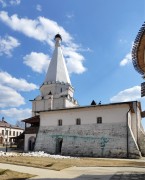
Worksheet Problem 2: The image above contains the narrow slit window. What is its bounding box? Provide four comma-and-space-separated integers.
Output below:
97, 117, 102, 124
58, 119, 62, 126
76, 118, 81, 125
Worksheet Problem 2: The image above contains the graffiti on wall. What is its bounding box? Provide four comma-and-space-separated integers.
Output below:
99, 136, 109, 156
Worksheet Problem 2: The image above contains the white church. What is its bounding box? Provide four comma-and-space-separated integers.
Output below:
22, 34, 145, 159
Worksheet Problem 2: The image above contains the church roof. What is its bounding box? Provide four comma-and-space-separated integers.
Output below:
36, 101, 140, 113
132, 22, 145, 75
44, 34, 71, 84
0, 118, 23, 130
22, 115, 40, 124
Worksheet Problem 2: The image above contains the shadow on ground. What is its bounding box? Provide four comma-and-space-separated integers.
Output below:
7, 172, 145, 180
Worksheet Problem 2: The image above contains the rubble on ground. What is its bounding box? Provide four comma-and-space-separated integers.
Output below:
0, 151, 77, 159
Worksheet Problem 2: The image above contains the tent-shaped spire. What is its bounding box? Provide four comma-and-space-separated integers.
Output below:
44, 34, 71, 84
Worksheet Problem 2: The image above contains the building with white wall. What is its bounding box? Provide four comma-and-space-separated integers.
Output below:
23, 34, 145, 158
0, 117, 24, 145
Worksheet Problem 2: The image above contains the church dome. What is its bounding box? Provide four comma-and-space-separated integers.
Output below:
54, 34, 62, 41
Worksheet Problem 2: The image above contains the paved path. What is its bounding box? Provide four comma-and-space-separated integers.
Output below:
0, 163, 145, 180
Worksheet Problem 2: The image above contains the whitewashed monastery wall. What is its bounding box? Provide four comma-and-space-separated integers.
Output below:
34, 103, 142, 158
35, 122, 140, 158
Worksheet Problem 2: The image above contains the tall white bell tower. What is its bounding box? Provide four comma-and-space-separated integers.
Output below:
32, 34, 78, 116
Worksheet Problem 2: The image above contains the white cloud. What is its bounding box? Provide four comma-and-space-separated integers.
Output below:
0, 85, 25, 108
36, 4, 42, 11
0, 11, 87, 74
0, 0, 7, 7
66, 13, 74, 19
0, 11, 71, 45
119, 39, 128, 44
0, 35, 20, 56
0, 71, 38, 91
64, 48, 86, 74
79, 47, 93, 52
0, 108, 31, 121
39, 16, 72, 44
23, 52, 50, 73
67, 57, 86, 74
10, 0, 21, 6
120, 52, 132, 66
0, 71, 38, 109
0, 0, 21, 7
110, 86, 141, 103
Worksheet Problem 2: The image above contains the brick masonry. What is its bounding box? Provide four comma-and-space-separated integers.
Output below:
35, 122, 141, 158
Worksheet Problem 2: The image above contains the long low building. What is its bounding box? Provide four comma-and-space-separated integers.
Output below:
23, 101, 145, 158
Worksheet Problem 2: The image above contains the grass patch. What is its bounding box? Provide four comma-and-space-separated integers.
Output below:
0, 169, 7, 175
0, 168, 35, 180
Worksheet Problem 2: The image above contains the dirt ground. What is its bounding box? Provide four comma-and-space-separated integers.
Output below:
0, 168, 34, 180
0, 156, 145, 171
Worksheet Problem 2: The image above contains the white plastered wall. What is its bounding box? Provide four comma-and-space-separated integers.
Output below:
40, 104, 130, 127
0, 127, 23, 143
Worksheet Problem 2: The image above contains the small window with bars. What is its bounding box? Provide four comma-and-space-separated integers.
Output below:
58, 119, 62, 126
97, 117, 102, 124
76, 118, 81, 125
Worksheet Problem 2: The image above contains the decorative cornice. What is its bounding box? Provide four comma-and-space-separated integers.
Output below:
132, 22, 145, 75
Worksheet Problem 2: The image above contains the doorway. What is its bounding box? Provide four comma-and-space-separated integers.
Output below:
56, 138, 63, 154
28, 136, 35, 151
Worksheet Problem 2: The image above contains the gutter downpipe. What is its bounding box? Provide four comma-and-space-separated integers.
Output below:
136, 102, 139, 148
126, 108, 131, 158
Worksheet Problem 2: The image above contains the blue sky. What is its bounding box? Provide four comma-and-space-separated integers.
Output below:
0, 0, 145, 128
